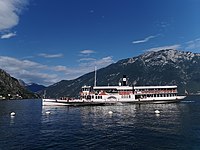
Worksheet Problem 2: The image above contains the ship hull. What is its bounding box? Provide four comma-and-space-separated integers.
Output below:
42, 96, 186, 106
42, 99, 105, 106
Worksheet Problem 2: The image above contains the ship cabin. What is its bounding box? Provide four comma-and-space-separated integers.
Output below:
80, 85, 92, 99
134, 85, 178, 99
81, 85, 134, 100
93, 86, 134, 99
93, 86, 133, 94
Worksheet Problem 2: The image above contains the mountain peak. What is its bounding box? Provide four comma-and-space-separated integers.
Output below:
136, 49, 196, 66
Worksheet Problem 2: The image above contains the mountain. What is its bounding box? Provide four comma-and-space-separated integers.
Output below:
18, 79, 28, 87
26, 83, 46, 93
44, 49, 200, 98
0, 69, 38, 99
18, 79, 46, 93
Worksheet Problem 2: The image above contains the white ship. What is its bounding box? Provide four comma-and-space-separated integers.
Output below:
43, 75, 186, 106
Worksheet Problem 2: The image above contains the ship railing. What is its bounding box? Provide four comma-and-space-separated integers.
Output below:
119, 91, 133, 95
134, 90, 177, 94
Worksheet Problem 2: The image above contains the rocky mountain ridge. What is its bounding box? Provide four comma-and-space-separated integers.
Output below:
0, 69, 38, 99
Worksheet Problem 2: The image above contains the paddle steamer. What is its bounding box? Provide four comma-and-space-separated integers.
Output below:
43, 75, 186, 106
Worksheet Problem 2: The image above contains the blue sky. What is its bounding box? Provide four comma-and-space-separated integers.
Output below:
0, 0, 200, 85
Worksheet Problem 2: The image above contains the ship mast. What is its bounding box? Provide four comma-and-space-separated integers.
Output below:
94, 66, 97, 87
43, 90, 46, 98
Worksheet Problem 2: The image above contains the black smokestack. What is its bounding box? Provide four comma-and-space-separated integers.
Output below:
122, 75, 127, 86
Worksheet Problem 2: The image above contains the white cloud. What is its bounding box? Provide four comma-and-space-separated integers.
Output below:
147, 44, 181, 52
80, 50, 95, 54
0, 0, 28, 31
51, 65, 86, 79
0, 56, 55, 85
80, 49, 96, 56
132, 35, 158, 44
156, 21, 170, 28
160, 22, 170, 28
1, 32, 16, 39
51, 56, 114, 82
94, 56, 114, 67
78, 58, 96, 62
0, 56, 46, 70
185, 38, 200, 51
38, 53, 64, 58
53, 65, 69, 72
0, 55, 114, 85
79, 56, 114, 68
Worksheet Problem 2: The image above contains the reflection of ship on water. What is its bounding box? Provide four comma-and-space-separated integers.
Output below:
79, 104, 138, 127
190, 91, 200, 95
81, 104, 137, 117
79, 103, 185, 134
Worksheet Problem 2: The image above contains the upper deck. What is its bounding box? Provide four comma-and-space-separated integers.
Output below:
134, 85, 177, 95
134, 85, 177, 90
93, 86, 133, 91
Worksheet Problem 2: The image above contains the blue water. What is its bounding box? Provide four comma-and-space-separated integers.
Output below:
0, 96, 200, 150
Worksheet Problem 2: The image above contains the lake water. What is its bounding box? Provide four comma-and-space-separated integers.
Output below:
0, 96, 200, 150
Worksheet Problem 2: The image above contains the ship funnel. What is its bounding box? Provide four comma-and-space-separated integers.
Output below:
122, 75, 127, 86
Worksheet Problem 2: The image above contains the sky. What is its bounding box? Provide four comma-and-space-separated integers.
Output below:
0, 0, 200, 86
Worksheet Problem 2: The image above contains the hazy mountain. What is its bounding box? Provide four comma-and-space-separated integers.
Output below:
43, 49, 200, 98
26, 83, 46, 93
18, 79, 46, 93
0, 69, 38, 99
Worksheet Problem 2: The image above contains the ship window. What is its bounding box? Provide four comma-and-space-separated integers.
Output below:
95, 96, 102, 99
121, 95, 130, 98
